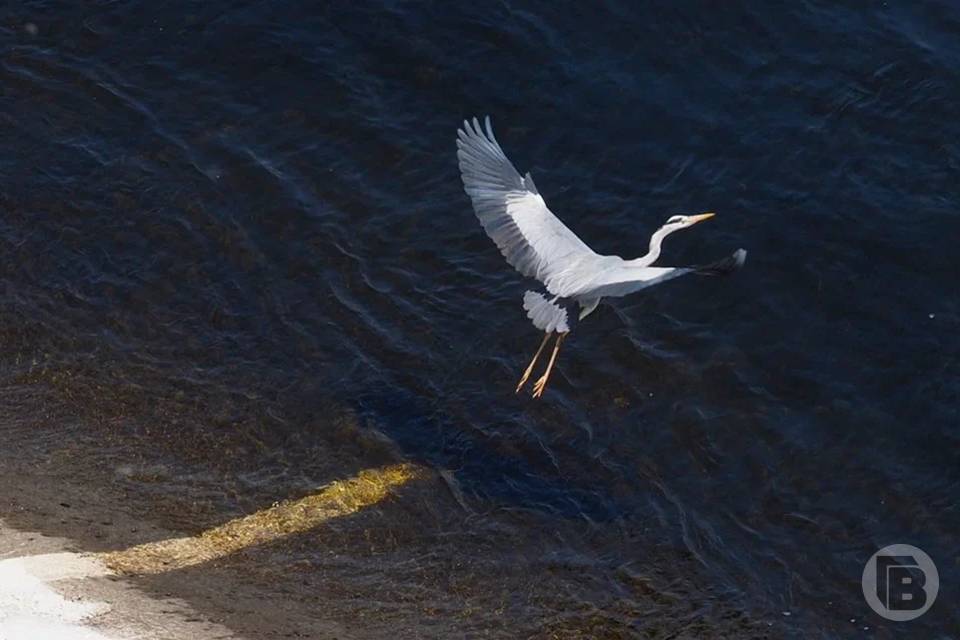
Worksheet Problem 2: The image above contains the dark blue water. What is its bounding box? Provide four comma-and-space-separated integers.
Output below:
1, 2, 958, 637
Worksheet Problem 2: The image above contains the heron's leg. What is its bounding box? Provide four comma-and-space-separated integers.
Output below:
531, 333, 567, 399
515, 332, 553, 394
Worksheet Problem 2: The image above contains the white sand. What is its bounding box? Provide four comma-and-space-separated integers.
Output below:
0, 522, 239, 639
0, 553, 115, 639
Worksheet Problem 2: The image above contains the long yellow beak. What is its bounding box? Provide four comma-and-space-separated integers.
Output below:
687, 212, 716, 225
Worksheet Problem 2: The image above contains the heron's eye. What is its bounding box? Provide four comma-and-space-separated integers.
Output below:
667, 215, 684, 224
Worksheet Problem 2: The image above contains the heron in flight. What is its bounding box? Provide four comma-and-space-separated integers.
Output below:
456, 117, 746, 398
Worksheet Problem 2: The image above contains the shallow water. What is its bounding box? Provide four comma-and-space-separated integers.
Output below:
0, 2, 958, 637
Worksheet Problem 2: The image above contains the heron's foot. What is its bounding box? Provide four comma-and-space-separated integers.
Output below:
531, 374, 550, 399
516, 332, 552, 394
530, 332, 566, 399
515, 370, 533, 394
515, 361, 540, 393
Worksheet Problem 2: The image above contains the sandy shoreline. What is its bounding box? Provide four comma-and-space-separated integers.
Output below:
0, 454, 420, 639
0, 519, 238, 639
0, 429, 411, 639
0, 411, 374, 640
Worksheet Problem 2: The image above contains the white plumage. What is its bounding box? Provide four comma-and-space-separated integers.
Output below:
456, 116, 746, 398
456, 118, 594, 293
522, 291, 571, 334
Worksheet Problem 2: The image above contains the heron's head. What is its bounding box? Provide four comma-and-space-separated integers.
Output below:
661, 212, 715, 233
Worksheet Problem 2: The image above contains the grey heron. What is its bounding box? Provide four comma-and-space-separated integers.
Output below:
456, 117, 746, 398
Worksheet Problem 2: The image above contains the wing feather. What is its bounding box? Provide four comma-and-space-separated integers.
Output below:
457, 117, 597, 292
564, 249, 747, 299
569, 265, 692, 299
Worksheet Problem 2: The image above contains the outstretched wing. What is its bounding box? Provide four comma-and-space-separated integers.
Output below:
457, 117, 598, 293
569, 265, 691, 299
565, 249, 747, 299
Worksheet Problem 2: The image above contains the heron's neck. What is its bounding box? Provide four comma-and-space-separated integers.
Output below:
628, 226, 671, 267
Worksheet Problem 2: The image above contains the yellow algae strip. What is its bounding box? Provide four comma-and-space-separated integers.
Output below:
102, 463, 424, 575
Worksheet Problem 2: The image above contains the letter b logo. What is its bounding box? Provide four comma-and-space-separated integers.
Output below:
863, 544, 938, 621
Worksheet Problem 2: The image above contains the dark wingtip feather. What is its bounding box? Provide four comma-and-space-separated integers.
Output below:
695, 248, 747, 276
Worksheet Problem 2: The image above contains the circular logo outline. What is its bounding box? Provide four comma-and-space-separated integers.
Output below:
862, 543, 938, 621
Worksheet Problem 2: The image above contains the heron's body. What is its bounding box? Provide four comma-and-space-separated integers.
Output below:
456, 117, 746, 398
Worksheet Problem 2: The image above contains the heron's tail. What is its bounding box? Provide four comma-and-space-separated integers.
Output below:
694, 248, 747, 276
523, 291, 575, 333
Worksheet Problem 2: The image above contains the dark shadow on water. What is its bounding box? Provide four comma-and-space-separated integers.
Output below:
353, 387, 625, 522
